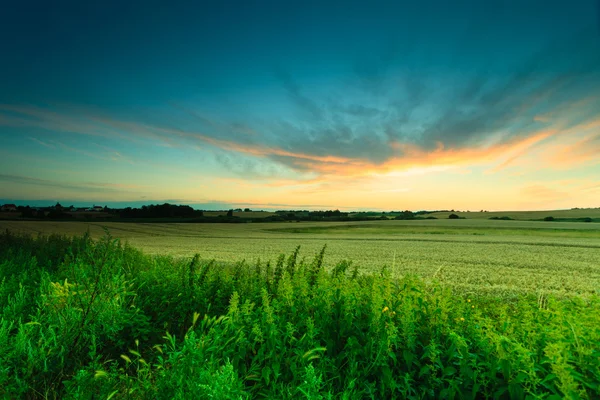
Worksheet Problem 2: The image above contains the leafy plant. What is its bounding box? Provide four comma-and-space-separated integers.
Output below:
0, 232, 599, 398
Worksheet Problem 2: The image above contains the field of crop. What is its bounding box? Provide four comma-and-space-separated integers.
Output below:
427, 208, 600, 220
1, 219, 599, 298
1, 225, 599, 398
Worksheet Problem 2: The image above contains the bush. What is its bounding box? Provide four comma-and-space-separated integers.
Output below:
448, 213, 460, 219
544, 216, 555, 221
0, 232, 599, 399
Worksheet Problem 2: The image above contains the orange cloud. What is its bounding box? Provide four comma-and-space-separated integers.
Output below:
547, 132, 600, 167
163, 125, 564, 179
2, 103, 597, 181
532, 95, 599, 125
521, 184, 569, 200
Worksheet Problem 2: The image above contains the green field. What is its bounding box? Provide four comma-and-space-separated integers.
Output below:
1, 218, 599, 297
426, 208, 600, 220
1, 217, 600, 398
0, 220, 600, 400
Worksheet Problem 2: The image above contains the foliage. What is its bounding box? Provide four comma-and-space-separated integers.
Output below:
120, 203, 202, 219
394, 210, 416, 220
1, 231, 599, 398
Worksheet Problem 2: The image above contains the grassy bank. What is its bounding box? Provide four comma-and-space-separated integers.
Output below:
1, 231, 599, 398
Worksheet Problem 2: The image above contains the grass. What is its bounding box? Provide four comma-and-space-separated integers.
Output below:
1, 230, 599, 398
1, 219, 599, 297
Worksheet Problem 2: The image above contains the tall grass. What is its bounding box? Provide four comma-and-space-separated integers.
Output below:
0, 230, 599, 399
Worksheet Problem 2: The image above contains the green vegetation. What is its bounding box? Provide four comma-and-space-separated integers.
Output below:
6, 204, 600, 224
1, 230, 599, 399
428, 209, 600, 221
1, 220, 599, 298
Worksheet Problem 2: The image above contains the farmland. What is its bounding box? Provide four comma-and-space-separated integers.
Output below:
1, 217, 599, 398
1, 218, 599, 297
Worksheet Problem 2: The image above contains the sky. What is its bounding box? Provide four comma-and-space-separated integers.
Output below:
1, 0, 599, 211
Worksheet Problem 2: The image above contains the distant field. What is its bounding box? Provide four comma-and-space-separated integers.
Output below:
427, 208, 600, 220
2, 219, 599, 298
202, 210, 276, 218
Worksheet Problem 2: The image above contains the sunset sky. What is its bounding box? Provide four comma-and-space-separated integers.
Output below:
1, 1, 599, 211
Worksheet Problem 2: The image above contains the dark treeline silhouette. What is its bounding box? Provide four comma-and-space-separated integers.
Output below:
119, 203, 203, 219
272, 209, 361, 222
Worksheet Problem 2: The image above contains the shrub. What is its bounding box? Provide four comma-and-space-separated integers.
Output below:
0, 232, 599, 398
448, 213, 460, 219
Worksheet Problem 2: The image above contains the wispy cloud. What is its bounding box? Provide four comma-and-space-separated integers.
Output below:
520, 184, 570, 200
82, 182, 149, 190
1, 28, 598, 184
28, 136, 55, 149
0, 174, 147, 194
548, 132, 600, 168
3, 100, 595, 181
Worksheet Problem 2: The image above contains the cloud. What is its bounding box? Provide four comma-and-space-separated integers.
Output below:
273, 67, 324, 120
547, 131, 600, 168
82, 182, 149, 190
0, 174, 146, 194
28, 136, 55, 149
274, 27, 599, 159
1, 27, 598, 181
0, 102, 587, 181
581, 183, 600, 192
336, 104, 382, 117
212, 150, 285, 180
520, 184, 569, 200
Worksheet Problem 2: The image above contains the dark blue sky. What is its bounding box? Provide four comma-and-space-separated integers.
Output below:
1, 0, 599, 210
2, 1, 597, 106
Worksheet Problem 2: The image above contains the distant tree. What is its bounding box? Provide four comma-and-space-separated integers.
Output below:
226, 209, 233, 217
395, 210, 415, 220
544, 216, 555, 221
448, 213, 460, 219
21, 206, 34, 218
244, 208, 251, 212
